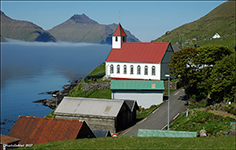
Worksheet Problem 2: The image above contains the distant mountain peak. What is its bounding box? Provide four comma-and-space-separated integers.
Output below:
67, 13, 99, 25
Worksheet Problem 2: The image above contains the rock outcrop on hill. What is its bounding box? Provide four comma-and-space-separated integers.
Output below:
48, 14, 140, 44
0, 11, 57, 42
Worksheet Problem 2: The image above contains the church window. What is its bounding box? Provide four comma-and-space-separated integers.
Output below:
110, 65, 114, 74
117, 65, 120, 74
145, 65, 148, 75
124, 65, 127, 74
115, 36, 118, 42
152, 66, 156, 75
137, 65, 141, 75
130, 65, 134, 74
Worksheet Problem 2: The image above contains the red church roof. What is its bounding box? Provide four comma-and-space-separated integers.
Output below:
106, 42, 170, 63
113, 23, 127, 37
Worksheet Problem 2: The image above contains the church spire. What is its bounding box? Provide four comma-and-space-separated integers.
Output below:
119, 11, 120, 24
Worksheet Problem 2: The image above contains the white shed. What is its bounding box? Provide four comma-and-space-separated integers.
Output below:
212, 33, 220, 39
111, 80, 164, 108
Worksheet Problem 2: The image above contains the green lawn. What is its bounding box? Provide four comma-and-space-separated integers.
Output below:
20, 136, 235, 150
166, 109, 235, 136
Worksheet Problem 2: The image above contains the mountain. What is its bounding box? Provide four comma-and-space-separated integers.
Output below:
48, 14, 140, 44
0, 11, 56, 42
152, 1, 235, 50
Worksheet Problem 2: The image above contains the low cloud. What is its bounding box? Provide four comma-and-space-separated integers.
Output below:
3, 38, 103, 47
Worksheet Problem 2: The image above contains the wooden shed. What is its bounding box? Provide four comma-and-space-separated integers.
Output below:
54, 97, 139, 133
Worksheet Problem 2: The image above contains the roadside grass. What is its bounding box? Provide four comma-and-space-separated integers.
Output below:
188, 102, 206, 109
20, 136, 235, 150
166, 109, 235, 136
137, 104, 162, 120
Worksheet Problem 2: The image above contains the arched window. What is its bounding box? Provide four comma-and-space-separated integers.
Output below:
130, 65, 134, 74
144, 65, 148, 75
115, 36, 118, 42
117, 65, 120, 74
123, 65, 127, 74
137, 65, 141, 75
110, 64, 114, 74
152, 66, 155, 75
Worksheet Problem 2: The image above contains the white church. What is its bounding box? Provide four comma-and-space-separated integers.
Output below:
105, 23, 174, 81
105, 23, 174, 108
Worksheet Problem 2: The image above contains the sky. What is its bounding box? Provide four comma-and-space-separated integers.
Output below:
1, 1, 226, 42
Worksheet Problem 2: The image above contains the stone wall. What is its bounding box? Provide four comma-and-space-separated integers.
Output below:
82, 82, 111, 91
55, 114, 116, 134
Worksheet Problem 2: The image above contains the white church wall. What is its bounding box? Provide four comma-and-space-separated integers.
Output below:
106, 62, 161, 80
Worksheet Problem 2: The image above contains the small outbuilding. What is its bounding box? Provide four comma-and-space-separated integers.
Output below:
212, 33, 220, 39
54, 97, 139, 133
7, 116, 95, 145
111, 80, 165, 108
1, 134, 21, 150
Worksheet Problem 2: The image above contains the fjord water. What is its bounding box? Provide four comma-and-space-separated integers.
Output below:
1, 40, 111, 135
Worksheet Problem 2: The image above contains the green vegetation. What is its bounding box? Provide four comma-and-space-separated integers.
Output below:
137, 105, 159, 120
45, 109, 55, 118
20, 136, 235, 150
188, 103, 206, 110
87, 63, 105, 77
169, 45, 235, 102
68, 79, 86, 97
153, 1, 235, 50
86, 90, 111, 99
166, 109, 235, 136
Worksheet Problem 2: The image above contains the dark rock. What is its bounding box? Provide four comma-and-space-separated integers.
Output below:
35, 80, 81, 109
33, 99, 47, 103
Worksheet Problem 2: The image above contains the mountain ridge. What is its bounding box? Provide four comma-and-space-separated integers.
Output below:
47, 14, 140, 44
0, 10, 57, 42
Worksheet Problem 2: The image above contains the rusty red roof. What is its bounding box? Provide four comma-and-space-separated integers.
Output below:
7, 116, 94, 145
0, 134, 20, 144
106, 42, 170, 63
113, 23, 127, 37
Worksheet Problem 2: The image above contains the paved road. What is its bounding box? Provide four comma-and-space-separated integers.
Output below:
120, 88, 187, 136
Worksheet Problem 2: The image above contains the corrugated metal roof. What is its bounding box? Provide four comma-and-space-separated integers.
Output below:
113, 23, 127, 36
106, 42, 170, 63
110, 80, 164, 90
7, 116, 88, 145
54, 97, 129, 117
0, 134, 20, 144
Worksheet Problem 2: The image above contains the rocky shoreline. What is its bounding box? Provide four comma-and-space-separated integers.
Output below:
33, 80, 81, 109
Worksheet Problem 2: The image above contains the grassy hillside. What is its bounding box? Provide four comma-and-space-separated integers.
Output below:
153, 1, 235, 50
20, 136, 235, 150
166, 109, 235, 136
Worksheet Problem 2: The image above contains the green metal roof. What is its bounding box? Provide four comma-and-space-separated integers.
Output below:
111, 80, 164, 90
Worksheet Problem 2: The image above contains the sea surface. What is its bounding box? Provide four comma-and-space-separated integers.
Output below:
1, 39, 111, 135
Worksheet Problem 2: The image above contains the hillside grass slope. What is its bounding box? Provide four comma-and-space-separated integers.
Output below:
20, 136, 235, 150
153, 1, 235, 50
